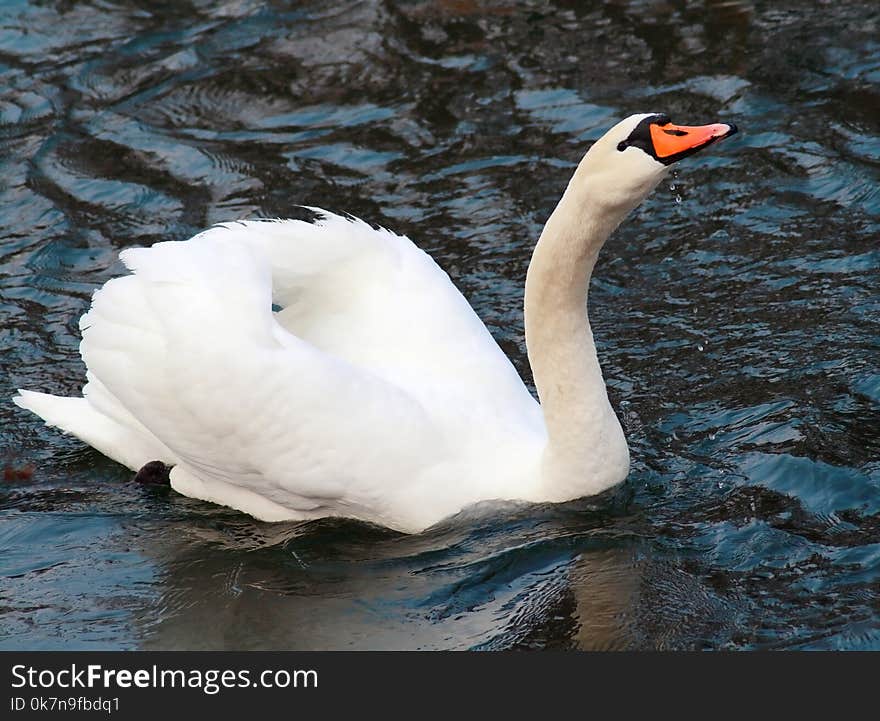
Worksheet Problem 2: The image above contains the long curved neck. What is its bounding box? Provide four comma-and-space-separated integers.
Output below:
523, 181, 631, 500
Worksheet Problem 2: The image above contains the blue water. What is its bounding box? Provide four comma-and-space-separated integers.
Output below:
1, 0, 878, 650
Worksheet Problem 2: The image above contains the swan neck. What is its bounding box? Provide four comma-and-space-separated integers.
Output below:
524, 184, 630, 499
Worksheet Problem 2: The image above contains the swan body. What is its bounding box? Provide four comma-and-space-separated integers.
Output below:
14, 113, 736, 533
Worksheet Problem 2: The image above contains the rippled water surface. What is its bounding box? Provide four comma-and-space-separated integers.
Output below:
1, 0, 879, 650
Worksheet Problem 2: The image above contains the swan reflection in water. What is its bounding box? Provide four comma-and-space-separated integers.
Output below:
129, 492, 729, 650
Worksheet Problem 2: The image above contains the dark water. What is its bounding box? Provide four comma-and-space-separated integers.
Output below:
1, 0, 878, 650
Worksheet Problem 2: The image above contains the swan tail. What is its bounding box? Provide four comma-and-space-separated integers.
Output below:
13, 390, 173, 471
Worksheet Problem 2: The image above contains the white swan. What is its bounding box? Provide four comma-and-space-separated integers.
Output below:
14, 113, 736, 533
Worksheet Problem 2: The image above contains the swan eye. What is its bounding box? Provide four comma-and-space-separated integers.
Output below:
617, 141, 628, 152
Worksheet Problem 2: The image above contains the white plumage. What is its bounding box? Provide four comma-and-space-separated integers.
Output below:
17, 212, 546, 532
15, 113, 736, 532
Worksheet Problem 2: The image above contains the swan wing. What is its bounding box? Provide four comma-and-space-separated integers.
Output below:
75, 232, 453, 527
71, 219, 541, 530
222, 210, 540, 432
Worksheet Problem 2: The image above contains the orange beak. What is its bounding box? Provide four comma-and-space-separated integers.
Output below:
650, 121, 737, 161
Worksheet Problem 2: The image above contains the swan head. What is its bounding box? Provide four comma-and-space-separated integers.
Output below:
574, 112, 737, 213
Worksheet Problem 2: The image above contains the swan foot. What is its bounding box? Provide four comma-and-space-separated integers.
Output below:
134, 460, 172, 486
